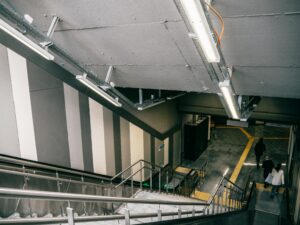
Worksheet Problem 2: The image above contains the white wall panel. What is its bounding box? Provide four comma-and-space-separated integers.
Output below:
89, 98, 107, 174
129, 123, 144, 180
7, 49, 37, 161
164, 138, 169, 166
64, 83, 84, 170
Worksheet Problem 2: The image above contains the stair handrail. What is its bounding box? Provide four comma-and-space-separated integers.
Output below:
114, 165, 154, 190
203, 174, 248, 214
0, 166, 107, 188
0, 187, 209, 206
110, 159, 162, 182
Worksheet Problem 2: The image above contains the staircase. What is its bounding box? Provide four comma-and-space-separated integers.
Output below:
2, 154, 290, 225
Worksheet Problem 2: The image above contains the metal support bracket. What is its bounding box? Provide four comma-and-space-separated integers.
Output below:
105, 65, 114, 83
47, 16, 60, 38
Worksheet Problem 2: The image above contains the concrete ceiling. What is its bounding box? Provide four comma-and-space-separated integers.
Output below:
3, 0, 300, 99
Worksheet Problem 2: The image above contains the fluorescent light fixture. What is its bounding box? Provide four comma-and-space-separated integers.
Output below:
179, 0, 220, 62
76, 74, 122, 107
0, 18, 54, 60
137, 99, 166, 111
219, 80, 240, 120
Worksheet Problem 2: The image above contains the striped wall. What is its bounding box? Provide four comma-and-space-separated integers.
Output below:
0, 45, 182, 177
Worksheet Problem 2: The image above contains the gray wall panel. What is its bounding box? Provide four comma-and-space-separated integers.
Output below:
120, 118, 130, 170
113, 113, 122, 174
144, 131, 151, 177
173, 130, 181, 167
0, 45, 20, 157
155, 138, 164, 167
103, 107, 116, 176
28, 61, 70, 167
79, 93, 94, 172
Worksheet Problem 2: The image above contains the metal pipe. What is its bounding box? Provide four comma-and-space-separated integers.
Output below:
0, 155, 109, 181
0, 188, 208, 206
0, 167, 105, 188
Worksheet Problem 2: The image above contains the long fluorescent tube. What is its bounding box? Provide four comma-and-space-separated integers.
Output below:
219, 80, 240, 119
179, 0, 220, 62
76, 74, 122, 107
137, 99, 166, 111
0, 18, 54, 60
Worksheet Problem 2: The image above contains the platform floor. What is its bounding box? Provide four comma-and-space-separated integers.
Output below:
181, 124, 289, 200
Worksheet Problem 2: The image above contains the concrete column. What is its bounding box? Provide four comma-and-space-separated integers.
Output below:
64, 84, 84, 170
7, 49, 37, 161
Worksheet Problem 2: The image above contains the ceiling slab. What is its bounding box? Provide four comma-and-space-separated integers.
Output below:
7, 0, 181, 31
232, 66, 300, 98
86, 65, 214, 92
221, 14, 300, 67
214, 0, 300, 17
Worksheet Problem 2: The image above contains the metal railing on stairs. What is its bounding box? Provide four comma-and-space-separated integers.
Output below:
111, 159, 163, 193
0, 187, 208, 225
0, 174, 255, 225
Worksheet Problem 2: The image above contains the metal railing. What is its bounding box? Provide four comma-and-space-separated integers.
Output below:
203, 175, 245, 214
0, 154, 110, 182
0, 187, 208, 225
111, 159, 163, 193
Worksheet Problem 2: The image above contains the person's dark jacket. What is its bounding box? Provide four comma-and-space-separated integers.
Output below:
254, 141, 265, 156
262, 159, 274, 179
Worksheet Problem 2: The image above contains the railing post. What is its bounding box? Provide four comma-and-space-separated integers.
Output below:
56, 171, 64, 216
158, 168, 161, 193
124, 208, 130, 225
178, 206, 182, 218
166, 171, 169, 193
224, 187, 228, 212
212, 196, 215, 214
67, 207, 74, 225
81, 176, 87, 215
157, 208, 162, 221
150, 169, 153, 191
131, 179, 134, 196
192, 206, 195, 217
140, 162, 143, 190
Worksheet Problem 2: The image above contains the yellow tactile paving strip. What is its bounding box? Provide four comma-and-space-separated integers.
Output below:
175, 166, 192, 174
192, 190, 211, 201
230, 128, 254, 183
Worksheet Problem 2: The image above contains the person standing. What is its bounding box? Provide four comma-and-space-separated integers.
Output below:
262, 156, 274, 188
254, 138, 266, 169
270, 163, 285, 199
